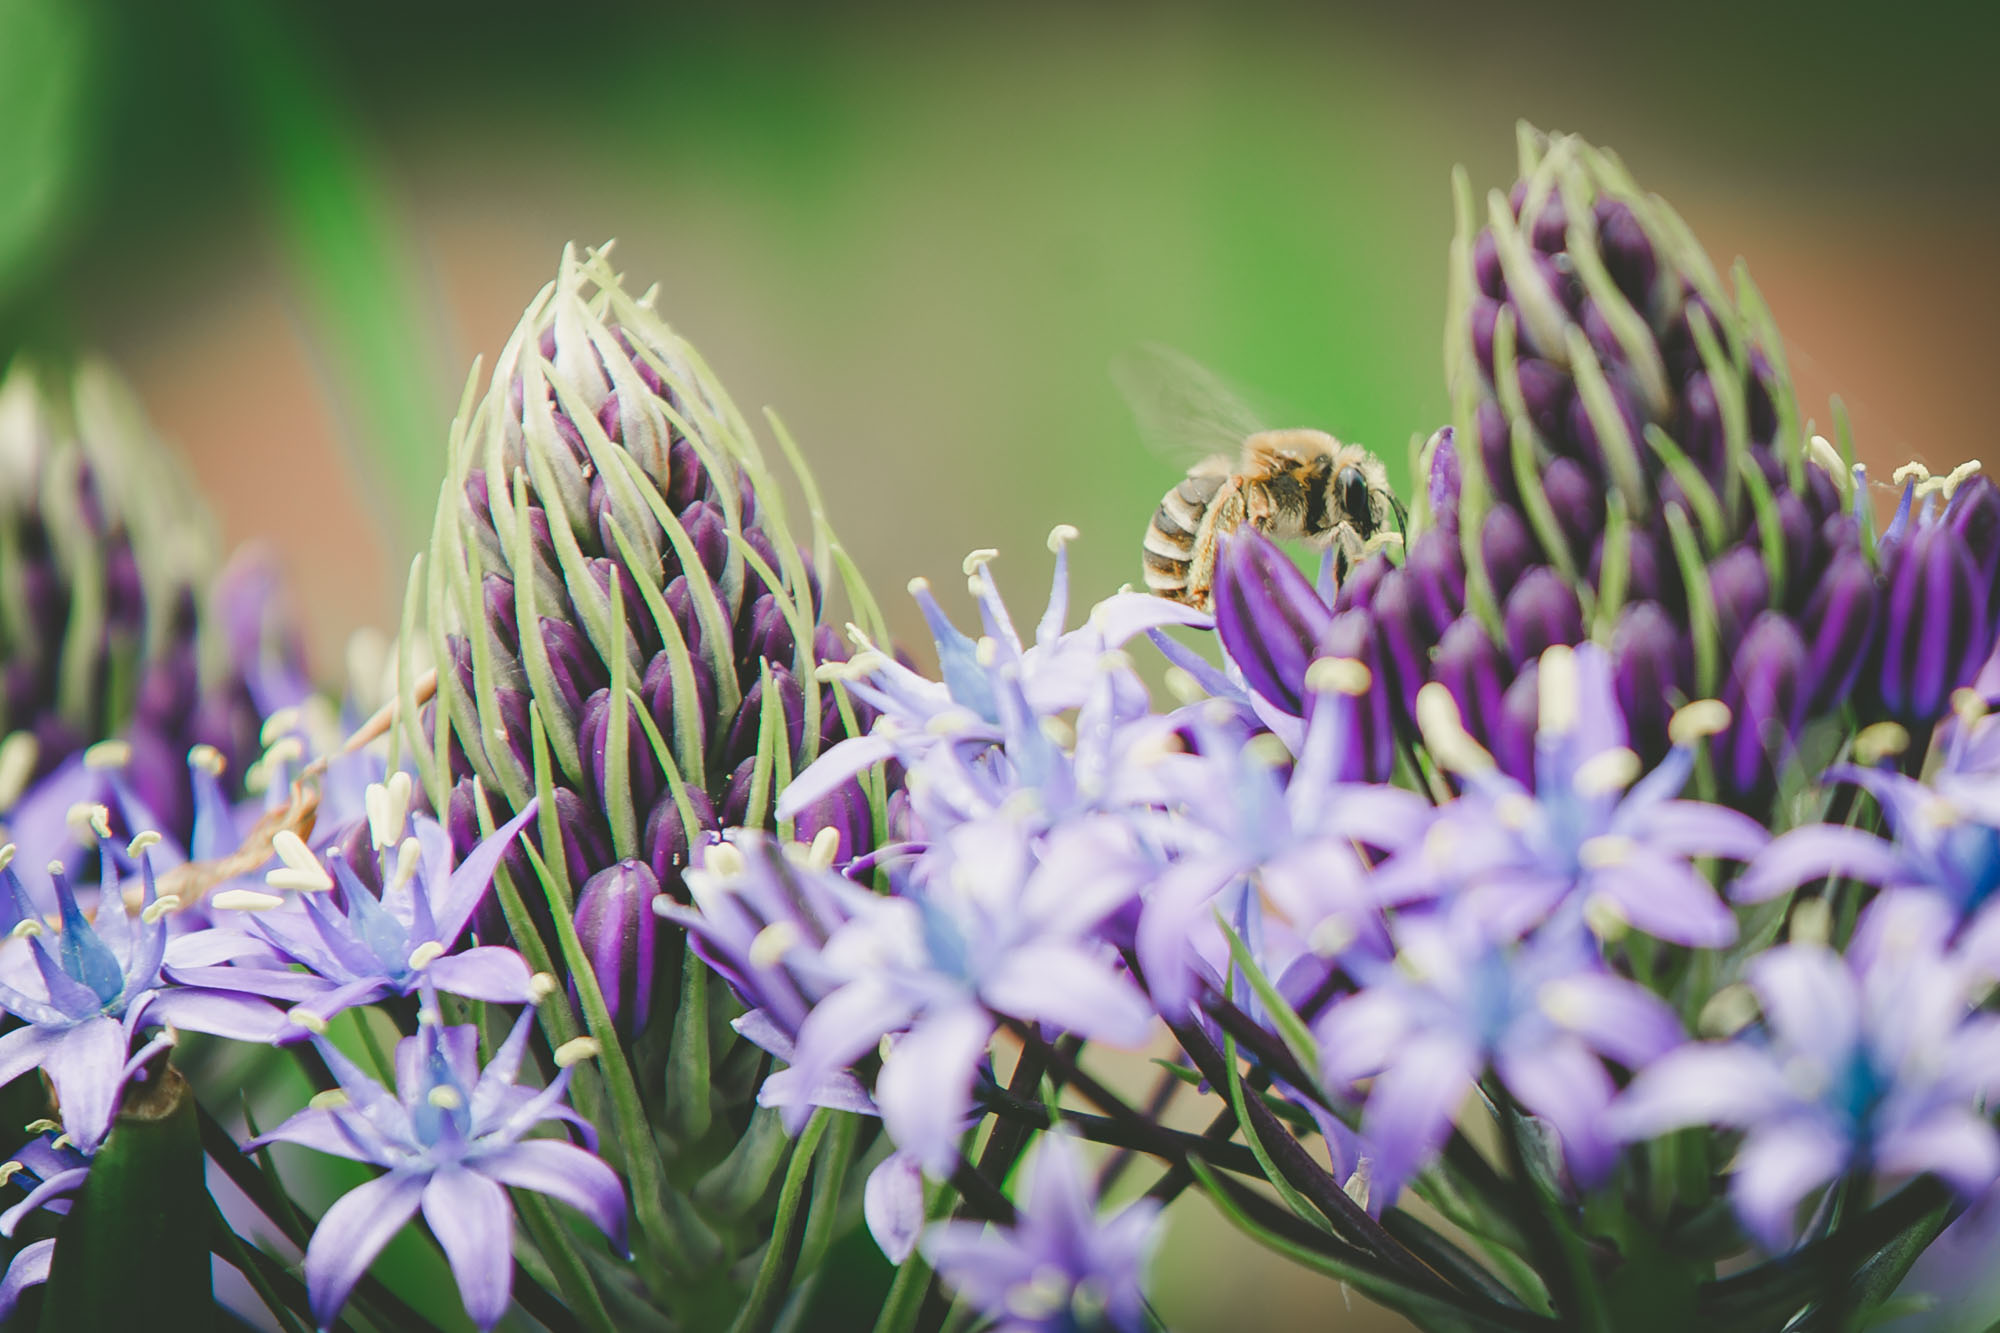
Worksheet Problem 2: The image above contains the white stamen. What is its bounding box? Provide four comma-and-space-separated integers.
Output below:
1046, 524, 1078, 552
1243, 733, 1293, 769
21, 1120, 59, 1136
10, 920, 41, 939
407, 941, 446, 971
1308, 916, 1356, 958
528, 972, 558, 1002
1039, 715, 1076, 749
1414, 683, 1496, 776
1537, 645, 1578, 736
1578, 834, 1637, 870
806, 826, 840, 872
65, 803, 109, 845
0, 1162, 21, 1185
140, 899, 176, 924
961, 548, 999, 576
266, 869, 333, 894
705, 843, 744, 877
1790, 899, 1832, 947
905, 576, 930, 598
1892, 461, 1932, 486
1668, 699, 1731, 747
1582, 892, 1629, 942
211, 890, 286, 913
427, 1086, 463, 1110
0, 733, 37, 811
308, 1090, 351, 1111
366, 772, 414, 849
83, 739, 131, 770
269, 830, 332, 892
1161, 666, 1204, 705
554, 1036, 601, 1068
260, 708, 302, 746
749, 921, 801, 970
1699, 983, 1759, 1038
1806, 434, 1844, 478
287, 1009, 328, 1035
1572, 747, 1641, 797
187, 744, 226, 777
1305, 656, 1372, 697
127, 830, 162, 857
0, 844, 15, 874
974, 637, 998, 667
1953, 688, 1987, 726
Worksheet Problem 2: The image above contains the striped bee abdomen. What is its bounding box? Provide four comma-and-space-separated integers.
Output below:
1143, 472, 1222, 595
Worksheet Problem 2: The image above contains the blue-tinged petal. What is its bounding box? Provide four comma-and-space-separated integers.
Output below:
25, 932, 103, 1018
1134, 852, 1247, 1017
979, 943, 1154, 1047
910, 581, 998, 722
1628, 800, 1770, 861
1496, 1037, 1617, 1185
186, 759, 241, 864
470, 1009, 538, 1127
864, 1151, 926, 1264
875, 1003, 991, 1178
784, 979, 919, 1133
1359, 1032, 1479, 1204
420, 947, 534, 1005
1735, 826, 1911, 903
923, 1223, 1035, 1311
1317, 988, 1414, 1086
297, 889, 388, 981
1611, 1046, 1793, 1138
1537, 972, 1683, 1069
142, 988, 288, 1042
303, 1169, 429, 1331
48, 869, 122, 1005
1145, 628, 1239, 701
775, 736, 899, 823
0, 1239, 52, 1323
244, 1107, 392, 1166
288, 977, 393, 1029
1749, 947, 1860, 1068
1731, 1121, 1848, 1252
422, 1168, 513, 1330
1593, 859, 1738, 948
158, 963, 324, 1003
0, 1167, 88, 1237
474, 1139, 628, 1253
1877, 1105, 2000, 1197
40, 1016, 130, 1153
327, 852, 407, 973
431, 800, 540, 946
1086, 591, 1212, 646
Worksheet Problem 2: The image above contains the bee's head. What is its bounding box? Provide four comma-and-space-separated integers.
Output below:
1334, 462, 1377, 536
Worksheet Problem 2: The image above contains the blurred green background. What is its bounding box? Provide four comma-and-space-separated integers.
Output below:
2, 1, 1997, 1327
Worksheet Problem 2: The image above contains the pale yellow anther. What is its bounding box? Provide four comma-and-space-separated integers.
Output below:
961, 548, 1000, 577
21, 1120, 58, 1137
1918, 796, 1963, 829
1807, 434, 1845, 478
287, 1009, 328, 1035
261, 737, 304, 770
1941, 459, 1984, 496
1244, 733, 1293, 769
187, 744, 226, 777
65, 803, 109, 845
260, 708, 302, 747
10, 920, 41, 939
1098, 648, 1134, 675
0, 1162, 22, 1185
49, 1134, 73, 1153
1536, 978, 1592, 1029
266, 869, 333, 894
1415, 683, 1497, 776
1579, 834, 1638, 870
0, 844, 15, 874
1573, 747, 1641, 797
366, 772, 414, 849
926, 710, 974, 737
1494, 793, 1538, 831
392, 838, 421, 892
749, 920, 802, 970
705, 842, 745, 878
1538, 645, 1579, 736
270, 830, 333, 897
1308, 916, 1356, 958
140, 899, 176, 924
529, 972, 558, 1002
1668, 699, 1731, 747
1954, 688, 1988, 726
0, 733, 36, 812
1039, 715, 1076, 749
1046, 524, 1079, 552
554, 1036, 601, 1068
1306, 656, 1373, 697
211, 889, 286, 913
806, 826, 840, 873
407, 941, 446, 971
1699, 983, 1761, 1038
1343, 1160, 1372, 1212
974, 637, 999, 667
308, 1089, 351, 1111
427, 1086, 464, 1111
1790, 898, 1832, 948
1853, 721, 1910, 765
1583, 892, 1630, 943
83, 739, 132, 770
127, 830, 162, 857
1162, 666, 1204, 706
1893, 461, 1933, 486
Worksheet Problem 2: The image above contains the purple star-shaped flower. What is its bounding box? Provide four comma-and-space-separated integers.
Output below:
1318, 907, 1683, 1203
0, 841, 287, 1153
1612, 892, 2000, 1249
1380, 644, 1765, 947
165, 794, 539, 1025
248, 1003, 626, 1331
923, 1134, 1160, 1333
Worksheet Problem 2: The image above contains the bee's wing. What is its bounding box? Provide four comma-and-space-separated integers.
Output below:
1112, 343, 1268, 469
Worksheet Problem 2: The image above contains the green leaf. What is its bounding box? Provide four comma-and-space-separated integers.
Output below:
42, 1065, 214, 1330
727, 1110, 831, 1333
1214, 913, 1319, 1075
0, 0, 95, 320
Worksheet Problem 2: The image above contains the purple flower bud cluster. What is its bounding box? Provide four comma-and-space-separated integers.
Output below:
416, 247, 885, 1032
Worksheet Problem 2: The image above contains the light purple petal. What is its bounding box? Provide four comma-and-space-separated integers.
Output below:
1748, 947, 1859, 1068
1595, 859, 1738, 948
304, 1168, 428, 1331
41, 1017, 131, 1153
1611, 1045, 1794, 1139
475, 1139, 628, 1252
0, 1239, 53, 1322
1731, 1121, 1848, 1251
1629, 801, 1769, 861
160, 962, 328, 1002
421, 947, 535, 1004
980, 944, 1154, 1047
1735, 826, 1910, 903
1497, 1038, 1616, 1185
242, 1107, 388, 1166
864, 1151, 927, 1264
775, 735, 900, 822
876, 1004, 992, 1177
423, 1168, 514, 1330
1538, 973, 1684, 1069
0, 1167, 89, 1236
432, 801, 540, 946
0, 1026, 60, 1096
1877, 1106, 2000, 1198
1316, 989, 1413, 1086
784, 980, 915, 1132
1360, 1032, 1478, 1202
143, 988, 289, 1043
1134, 852, 1246, 1016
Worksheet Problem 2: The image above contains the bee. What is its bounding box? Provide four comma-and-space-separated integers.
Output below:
1119, 346, 1403, 611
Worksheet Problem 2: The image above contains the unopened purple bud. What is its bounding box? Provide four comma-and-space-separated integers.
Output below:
541, 618, 607, 718
1718, 613, 1809, 800
740, 527, 783, 605
1873, 525, 1992, 724
1516, 358, 1571, 442
1480, 504, 1537, 600
665, 437, 713, 512
580, 687, 663, 815
446, 778, 483, 861
1213, 529, 1331, 717
587, 557, 656, 658
641, 646, 718, 759
1471, 298, 1501, 380
789, 775, 873, 869
1948, 475, 2000, 601
1563, 378, 1642, 477
1681, 373, 1724, 475
1368, 572, 1428, 719
1502, 567, 1583, 667
1529, 194, 1568, 252
723, 666, 806, 775
644, 787, 718, 895
331, 817, 385, 897
1402, 529, 1465, 633
1425, 426, 1460, 524
573, 860, 662, 1036
1803, 550, 1880, 711
1540, 457, 1603, 556
483, 574, 519, 656
1707, 546, 1771, 652
662, 576, 706, 663
1432, 615, 1510, 744
1314, 609, 1395, 780
1493, 662, 1540, 786
551, 787, 614, 891
1331, 551, 1392, 617
1473, 229, 1504, 298
491, 686, 534, 777
1476, 400, 1518, 508
680, 501, 730, 585
1595, 199, 1656, 310
737, 593, 797, 676
1610, 601, 1688, 763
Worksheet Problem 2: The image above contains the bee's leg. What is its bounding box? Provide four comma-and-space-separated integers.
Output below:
1186, 478, 1248, 610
